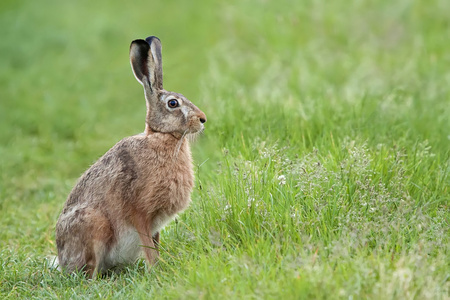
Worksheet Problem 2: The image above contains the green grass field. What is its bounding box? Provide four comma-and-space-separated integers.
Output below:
1, 0, 449, 298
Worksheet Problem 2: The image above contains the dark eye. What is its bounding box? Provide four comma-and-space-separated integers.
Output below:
168, 99, 179, 108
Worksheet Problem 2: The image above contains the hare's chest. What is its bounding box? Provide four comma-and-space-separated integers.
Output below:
160, 155, 193, 190
147, 169, 192, 235
140, 158, 194, 208
161, 165, 194, 206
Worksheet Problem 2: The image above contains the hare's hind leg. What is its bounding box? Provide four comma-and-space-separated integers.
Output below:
57, 207, 114, 278
84, 210, 115, 278
83, 239, 109, 279
57, 234, 106, 278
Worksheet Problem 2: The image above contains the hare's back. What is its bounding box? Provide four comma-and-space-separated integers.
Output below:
59, 136, 149, 213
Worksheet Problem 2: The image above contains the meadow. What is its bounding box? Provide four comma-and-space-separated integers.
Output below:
0, 0, 449, 299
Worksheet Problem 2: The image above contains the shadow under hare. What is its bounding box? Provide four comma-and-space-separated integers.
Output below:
55, 36, 206, 278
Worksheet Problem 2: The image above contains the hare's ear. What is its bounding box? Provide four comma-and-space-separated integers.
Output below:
130, 36, 163, 91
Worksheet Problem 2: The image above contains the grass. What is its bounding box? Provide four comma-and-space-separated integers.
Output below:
1, 0, 449, 298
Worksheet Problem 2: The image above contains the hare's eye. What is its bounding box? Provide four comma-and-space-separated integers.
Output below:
168, 99, 179, 108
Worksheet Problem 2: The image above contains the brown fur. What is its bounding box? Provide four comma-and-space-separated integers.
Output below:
55, 36, 206, 277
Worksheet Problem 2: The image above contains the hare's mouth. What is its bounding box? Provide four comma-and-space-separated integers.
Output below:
188, 123, 205, 134
186, 118, 205, 134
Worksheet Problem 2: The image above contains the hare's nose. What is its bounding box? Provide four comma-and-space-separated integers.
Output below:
198, 112, 207, 123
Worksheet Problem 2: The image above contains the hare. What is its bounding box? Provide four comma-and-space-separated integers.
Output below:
55, 36, 206, 278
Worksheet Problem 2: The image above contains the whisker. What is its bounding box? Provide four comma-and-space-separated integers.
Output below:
188, 132, 197, 143
174, 129, 189, 158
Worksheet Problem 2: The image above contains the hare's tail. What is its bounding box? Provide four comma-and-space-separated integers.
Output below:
45, 255, 61, 271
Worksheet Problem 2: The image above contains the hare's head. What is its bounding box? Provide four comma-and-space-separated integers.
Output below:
130, 36, 206, 138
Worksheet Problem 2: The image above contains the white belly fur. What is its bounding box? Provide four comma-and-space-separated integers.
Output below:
104, 213, 176, 269
105, 225, 141, 268
151, 212, 177, 235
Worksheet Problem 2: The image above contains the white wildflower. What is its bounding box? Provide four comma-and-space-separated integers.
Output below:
278, 175, 286, 185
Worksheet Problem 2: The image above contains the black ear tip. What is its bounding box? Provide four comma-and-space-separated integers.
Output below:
130, 39, 149, 50
145, 36, 161, 45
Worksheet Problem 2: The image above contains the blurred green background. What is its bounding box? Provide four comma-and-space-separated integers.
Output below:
1, 0, 448, 182
0, 0, 449, 298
